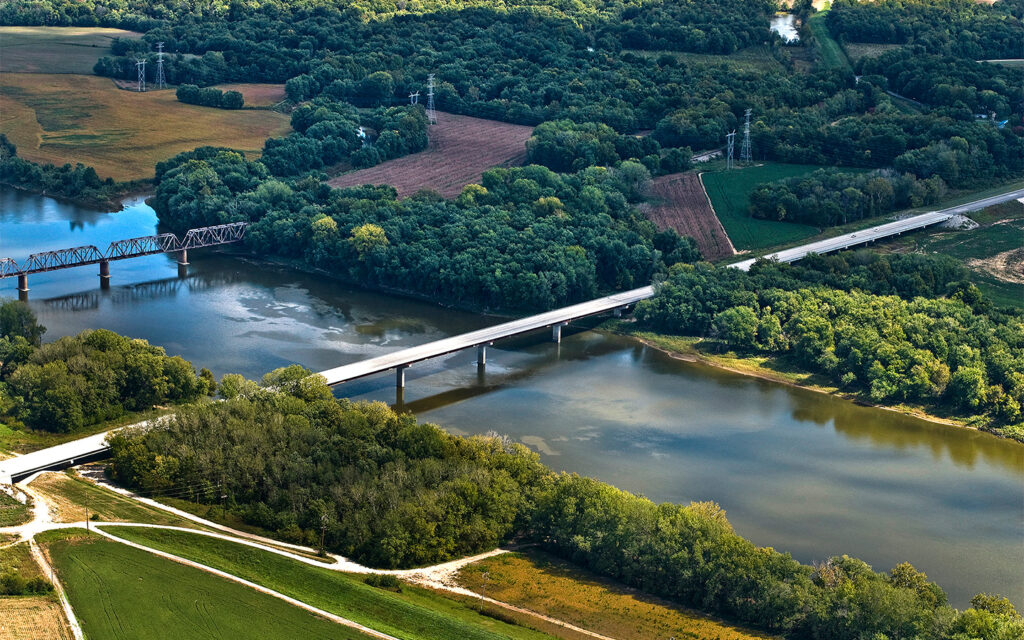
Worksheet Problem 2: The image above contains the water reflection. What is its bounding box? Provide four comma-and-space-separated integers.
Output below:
3, 187, 1022, 607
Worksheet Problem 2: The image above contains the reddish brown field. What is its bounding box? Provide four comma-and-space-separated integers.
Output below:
328, 112, 534, 198
646, 172, 736, 260
214, 83, 286, 107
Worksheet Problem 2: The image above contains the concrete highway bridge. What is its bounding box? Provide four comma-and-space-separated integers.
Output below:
2, 188, 1021, 483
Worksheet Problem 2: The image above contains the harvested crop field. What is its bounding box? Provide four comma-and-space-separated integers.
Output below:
214, 83, 287, 107
0, 26, 141, 75
0, 73, 291, 181
645, 172, 735, 260
328, 112, 533, 198
0, 596, 73, 640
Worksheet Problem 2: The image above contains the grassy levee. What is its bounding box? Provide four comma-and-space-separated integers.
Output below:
42, 530, 369, 640
29, 471, 198, 527
458, 550, 777, 640
105, 526, 557, 640
701, 163, 830, 251
807, 12, 852, 74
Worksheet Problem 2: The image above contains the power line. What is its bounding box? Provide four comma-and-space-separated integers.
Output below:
426, 74, 437, 125
135, 58, 146, 92
155, 42, 167, 90
740, 108, 752, 164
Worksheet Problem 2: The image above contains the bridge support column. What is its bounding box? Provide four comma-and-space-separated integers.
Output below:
99, 259, 111, 289
552, 322, 567, 343
396, 365, 408, 389
177, 249, 189, 278
17, 273, 28, 293
477, 342, 492, 367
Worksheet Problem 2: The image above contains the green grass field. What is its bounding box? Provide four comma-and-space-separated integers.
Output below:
44, 531, 368, 640
0, 26, 141, 75
874, 200, 1024, 307
842, 42, 903, 63
701, 164, 830, 251
105, 526, 556, 640
30, 471, 197, 527
807, 12, 852, 74
0, 73, 291, 181
0, 541, 44, 581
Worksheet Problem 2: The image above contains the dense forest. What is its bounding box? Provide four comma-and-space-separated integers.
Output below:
0, 300, 211, 433
635, 257, 1024, 437
827, 0, 1024, 59
153, 147, 698, 310
107, 381, 1024, 638
0, 135, 129, 208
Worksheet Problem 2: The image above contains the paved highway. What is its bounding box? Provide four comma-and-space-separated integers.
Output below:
731, 188, 1024, 271
318, 286, 654, 385
3, 187, 1020, 482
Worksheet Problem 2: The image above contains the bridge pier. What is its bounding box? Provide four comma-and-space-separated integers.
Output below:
552, 322, 568, 343
99, 259, 111, 289
477, 342, 492, 367
177, 249, 189, 278
396, 364, 408, 389
17, 273, 28, 293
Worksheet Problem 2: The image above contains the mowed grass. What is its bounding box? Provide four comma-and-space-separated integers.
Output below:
701, 163, 830, 251
808, 12, 852, 74
842, 41, 903, 63
0, 73, 291, 181
457, 551, 776, 640
105, 526, 556, 640
43, 531, 368, 640
0, 26, 141, 75
29, 471, 196, 527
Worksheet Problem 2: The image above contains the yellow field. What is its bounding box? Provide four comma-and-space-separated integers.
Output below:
0, 26, 141, 75
214, 83, 287, 107
0, 73, 292, 181
0, 596, 72, 640
457, 551, 777, 640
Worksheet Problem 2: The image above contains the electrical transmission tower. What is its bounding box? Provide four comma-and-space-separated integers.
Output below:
155, 42, 167, 90
135, 58, 147, 92
426, 74, 437, 125
740, 108, 752, 164
726, 131, 736, 170
409, 91, 420, 105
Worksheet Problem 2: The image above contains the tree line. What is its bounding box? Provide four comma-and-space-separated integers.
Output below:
635, 259, 1024, 436
107, 377, 1024, 639
153, 147, 699, 311
0, 135, 129, 209
0, 301, 212, 433
176, 84, 244, 109
748, 168, 946, 226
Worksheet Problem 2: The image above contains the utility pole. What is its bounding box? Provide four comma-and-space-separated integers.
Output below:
320, 513, 328, 556
155, 42, 167, 90
426, 74, 437, 125
726, 131, 736, 170
135, 58, 147, 92
740, 108, 752, 164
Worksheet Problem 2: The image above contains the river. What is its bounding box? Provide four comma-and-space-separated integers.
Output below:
2, 188, 1021, 608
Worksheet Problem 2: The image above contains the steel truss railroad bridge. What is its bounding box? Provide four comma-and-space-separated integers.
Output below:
1, 222, 247, 294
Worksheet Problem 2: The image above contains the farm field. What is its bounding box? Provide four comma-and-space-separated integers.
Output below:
0, 26, 140, 75
328, 112, 533, 198
701, 163, 829, 251
456, 550, 775, 640
0, 490, 30, 527
646, 172, 735, 260
0, 73, 291, 181
808, 12, 852, 73
213, 83, 287, 107
873, 200, 1024, 307
106, 526, 556, 640
42, 531, 367, 640
0, 597, 72, 640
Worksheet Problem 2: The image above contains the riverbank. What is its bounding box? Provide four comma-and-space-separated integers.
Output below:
0, 178, 147, 212
603, 321, 1024, 444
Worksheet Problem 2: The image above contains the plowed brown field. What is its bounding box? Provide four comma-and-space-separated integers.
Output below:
646, 172, 735, 260
328, 112, 533, 198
